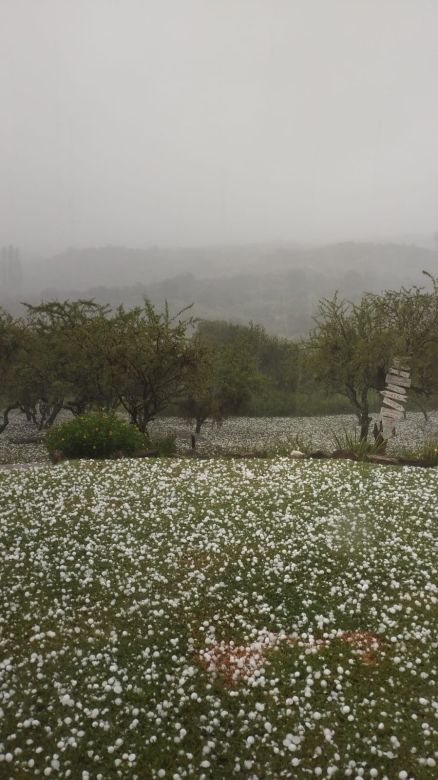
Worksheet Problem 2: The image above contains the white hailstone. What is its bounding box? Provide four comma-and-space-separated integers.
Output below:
157, 771, 166, 778
426, 758, 436, 767
398, 772, 408, 779
60, 694, 74, 707
264, 722, 272, 733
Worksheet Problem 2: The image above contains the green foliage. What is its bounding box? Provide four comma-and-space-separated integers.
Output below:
399, 438, 438, 466
305, 276, 438, 438
2, 276, 438, 436
216, 433, 313, 459
179, 320, 299, 428
178, 325, 261, 431
0, 308, 24, 432
21, 300, 116, 426
107, 302, 200, 432
146, 434, 177, 457
286, 433, 314, 455
306, 294, 391, 439
45, 412, 146, 459
331, 428, 386, 460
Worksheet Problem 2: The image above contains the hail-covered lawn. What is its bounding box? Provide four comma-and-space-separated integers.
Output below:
0, 459, 437, 780
2, 411, 438, 464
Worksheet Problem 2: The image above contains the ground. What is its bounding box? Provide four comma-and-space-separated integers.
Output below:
1, 411, 438, 465
0, 456, 437, 779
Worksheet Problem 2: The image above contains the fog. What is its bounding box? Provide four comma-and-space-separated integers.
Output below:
1, 0, 438, 257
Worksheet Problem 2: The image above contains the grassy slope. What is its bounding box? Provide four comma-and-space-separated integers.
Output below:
0, 459, 437, 779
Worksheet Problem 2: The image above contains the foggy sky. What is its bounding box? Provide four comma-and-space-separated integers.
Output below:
1, 0, 438, 255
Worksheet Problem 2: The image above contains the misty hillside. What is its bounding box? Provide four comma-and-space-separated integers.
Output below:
4, 241, 438, 336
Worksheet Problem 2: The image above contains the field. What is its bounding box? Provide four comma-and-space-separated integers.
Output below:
0, 455, 437, 779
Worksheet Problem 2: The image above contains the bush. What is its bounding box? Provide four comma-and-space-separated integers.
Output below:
331, 429, 385, 460
399, 439, 438, 466
45, 412, 146, 459
144, 433, 177, 457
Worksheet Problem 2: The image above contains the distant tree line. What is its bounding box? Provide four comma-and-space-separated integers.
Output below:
0, 273, 437, 440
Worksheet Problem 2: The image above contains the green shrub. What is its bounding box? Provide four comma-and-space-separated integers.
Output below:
399, 439, 438, 466
331, 429, 386, 460
220, 434, 313, 459
45, 412, 146, 459
146, 434, 177, 457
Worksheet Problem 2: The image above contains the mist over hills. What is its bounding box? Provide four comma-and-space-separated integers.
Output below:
4, 241, 438, 336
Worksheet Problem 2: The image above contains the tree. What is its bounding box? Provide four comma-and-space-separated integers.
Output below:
178, 334, 260, 434
0, 309, 23, 432
370, 273, 438, 405
23, 300, 117, 420
307, 294, 392, 440
105, 301, 200, 432
185, 319, 299, 421
307, 275, 438, 440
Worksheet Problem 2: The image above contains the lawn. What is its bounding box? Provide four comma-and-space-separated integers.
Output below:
0, 458, 437, 779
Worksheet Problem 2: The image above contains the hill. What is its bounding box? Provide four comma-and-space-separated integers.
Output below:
4, 241, 438, 335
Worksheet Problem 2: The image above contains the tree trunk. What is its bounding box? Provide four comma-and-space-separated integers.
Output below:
0, 406, 17, 434
195, 418, 202, 435
359, 407, 371, 441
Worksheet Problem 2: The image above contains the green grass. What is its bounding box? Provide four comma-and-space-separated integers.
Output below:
398, 439, 438, 467
331, 429, 386, 460
0, 458, 437, 779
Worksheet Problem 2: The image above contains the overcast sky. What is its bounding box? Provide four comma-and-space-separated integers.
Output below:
1, 0, 437, 254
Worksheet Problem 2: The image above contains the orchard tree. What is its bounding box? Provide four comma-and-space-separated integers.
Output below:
23, 300, 116, 418
307, 294, 392, 440
0, 309, 23, 432
17, 300, 115, 429
106, 301, 200, 432
371, 272, 438, 403
178, 335, 260, 434
186, 319, 299, 420
308, 274, 438, 440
